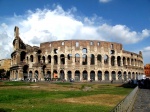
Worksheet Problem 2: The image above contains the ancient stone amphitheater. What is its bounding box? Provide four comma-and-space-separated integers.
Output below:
10, 26, 144, 81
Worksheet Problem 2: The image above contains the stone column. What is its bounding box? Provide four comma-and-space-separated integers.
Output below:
64, 70, 67, 80
88, 71, 90, 81
95, 70, 98, 81
102, 71, 104, 81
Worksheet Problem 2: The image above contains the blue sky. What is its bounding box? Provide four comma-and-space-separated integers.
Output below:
0, 0, 150, 65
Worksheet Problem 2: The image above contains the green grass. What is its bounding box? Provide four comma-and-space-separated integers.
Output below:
0, 81, 133, 112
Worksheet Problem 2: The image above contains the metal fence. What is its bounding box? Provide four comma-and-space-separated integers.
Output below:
110, 86, 138, 112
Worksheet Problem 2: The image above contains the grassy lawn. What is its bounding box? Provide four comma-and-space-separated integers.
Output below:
0, 81, 133, 112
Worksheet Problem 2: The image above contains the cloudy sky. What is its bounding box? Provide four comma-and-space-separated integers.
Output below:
0, 0, 150, 65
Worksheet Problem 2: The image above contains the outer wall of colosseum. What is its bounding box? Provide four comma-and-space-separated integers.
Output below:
10, 26, 144, 81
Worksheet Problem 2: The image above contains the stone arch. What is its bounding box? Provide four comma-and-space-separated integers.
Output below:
136, 72, 138, 79
111, 71, 116, 80
75, 53, 80, 65
128, 72, 131, 79
104, 71, 109, 80
23, 65, 28, 80
123, 57, 126, 66
123, 71, 127, 81
82, 54, 87, 65
98, 71, 102, 80
132, 72, 135, 79
104, 55, 109, 65
118, 71, 122, 80
97, 54, 102, 66
60, 54, 65, 65
34, 70, 39, 80
75, 70, 80, 81
38, 55, 41, 63
54, 55, 58, 64
60, 70, 65, 80
47, 55, 51, 63
30, 55, 34, 62
20, 51, 26, 62
29, 71, 33, 79
111, 56, 115, 66
53, 70, 58, 78
82, 70, 88, 80
67, 71, 72, 81
47, 71, 51, 78
90, 71, 95, 80
117, 56, 121, 66
82, 48, 87, 53
90, 54, 95, 65
42, 56, 45, 63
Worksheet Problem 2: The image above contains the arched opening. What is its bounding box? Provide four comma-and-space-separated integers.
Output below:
30, 55, 34, 62
54, 55, 58, 64
47, 55, 51, 63
123, 71, 127, 81
123, 57, 126, 66
34, 70, 39, 80
45, 71, 51, 81
53, 70, 58, 79
75, 71, 80, 81
82, 48, 87, 53
67, 71, 72, 81
75, 54, 80, 65
132, 72, 135, 79
60, 54, 65, 65
111, 71, 116, 80
90, 71, 95, 81
128, 72, 131, 79
90, 54, 95, 65
111, 56, 115, 66
117, 56, 121, 66
20, 51, 26, 62
82, 54, 87, 65
104, 55, 109, 65
97, 54, 102, 66
47, 71, 51, 78
42, 56, 45, 63
23, 65, 28, 80
29, 71, 32, 80
38, 55, 41, 63
104, 71, 109, 81
83, 70, 88, 80
98, 71, 102, 81
60, 70, 65, 80
118, 71, 122, 80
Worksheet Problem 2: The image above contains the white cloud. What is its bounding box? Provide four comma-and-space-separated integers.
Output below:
141, 46, 150, 64
99, 0, 112, 3
0, 5, 150, 61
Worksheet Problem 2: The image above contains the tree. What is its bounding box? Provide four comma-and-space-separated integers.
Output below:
0, 69, 6, 78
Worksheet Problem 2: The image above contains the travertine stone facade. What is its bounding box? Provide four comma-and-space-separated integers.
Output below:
10, 26, 144, 81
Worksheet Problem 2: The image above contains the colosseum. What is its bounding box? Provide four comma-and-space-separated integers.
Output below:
10, 26, 144, 82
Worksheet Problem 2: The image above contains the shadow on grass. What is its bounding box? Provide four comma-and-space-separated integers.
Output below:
0, 108, 12, 112
118, 83, 137, 88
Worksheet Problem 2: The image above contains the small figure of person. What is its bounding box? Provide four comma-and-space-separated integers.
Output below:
111, 79, 113, 84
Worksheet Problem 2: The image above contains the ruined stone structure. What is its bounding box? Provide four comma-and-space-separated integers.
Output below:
144, 64, 150, 77
10, 26, 144, 81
